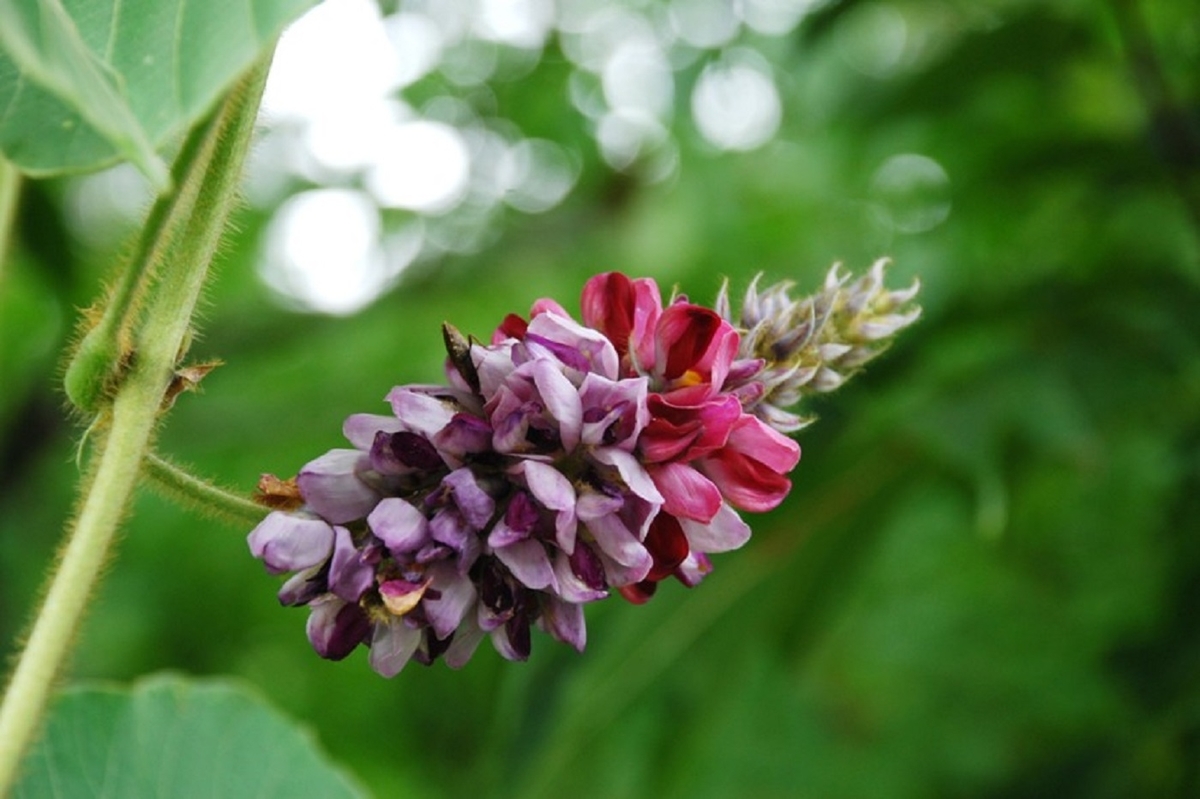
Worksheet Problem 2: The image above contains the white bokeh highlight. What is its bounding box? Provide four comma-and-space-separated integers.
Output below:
692, 52, 782, 151
366, 121, 472, 213
263, 189, 397, 315
870, 153, 952, 233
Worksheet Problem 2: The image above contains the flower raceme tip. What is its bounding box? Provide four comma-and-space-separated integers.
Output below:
247, 262, 920, 675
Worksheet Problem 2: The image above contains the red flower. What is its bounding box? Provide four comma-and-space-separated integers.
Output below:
578, 271, 802, 599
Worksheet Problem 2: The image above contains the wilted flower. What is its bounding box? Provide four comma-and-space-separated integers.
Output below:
248, 262, 919, 674
717, 257, 921, 433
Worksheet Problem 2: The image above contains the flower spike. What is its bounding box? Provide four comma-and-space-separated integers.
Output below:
248, 261, 919, 674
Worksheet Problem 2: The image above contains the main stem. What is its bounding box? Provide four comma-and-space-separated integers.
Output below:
0, 56, 270, 793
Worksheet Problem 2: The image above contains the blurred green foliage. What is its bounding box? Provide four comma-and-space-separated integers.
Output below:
3, 0, 1199, 797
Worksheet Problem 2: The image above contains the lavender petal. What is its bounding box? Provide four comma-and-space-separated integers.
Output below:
248, 512, 334, 574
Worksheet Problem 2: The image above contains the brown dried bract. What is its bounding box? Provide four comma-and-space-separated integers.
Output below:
254, 473, 304, 510
163, 360, 222, 409
442, 321, 481, 394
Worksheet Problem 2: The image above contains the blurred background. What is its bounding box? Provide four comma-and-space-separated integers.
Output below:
3, 0, 1199, 795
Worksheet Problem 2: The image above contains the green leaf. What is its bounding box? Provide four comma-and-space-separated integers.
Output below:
0, 0, 315, 182
13, 674, 367, 799
0, 0, 169, 189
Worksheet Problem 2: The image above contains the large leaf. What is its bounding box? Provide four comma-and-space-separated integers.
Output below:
13, 674, 367, 798
0, 0, 315, 180
0, 0, 168, 188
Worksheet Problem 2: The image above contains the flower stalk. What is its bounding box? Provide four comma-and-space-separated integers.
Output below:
143, 452, 268, 528
0, 54, 272, 793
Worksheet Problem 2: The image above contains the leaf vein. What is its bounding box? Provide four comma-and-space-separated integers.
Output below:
105, 0, 123, 63
172, 0, 186, 121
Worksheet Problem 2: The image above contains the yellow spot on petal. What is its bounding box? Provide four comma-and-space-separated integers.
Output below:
380, 579, 430, 617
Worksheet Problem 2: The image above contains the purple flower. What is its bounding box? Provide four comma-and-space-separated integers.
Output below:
248, 267, 915, 675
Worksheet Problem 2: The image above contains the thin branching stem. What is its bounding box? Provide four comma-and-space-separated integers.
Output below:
143, 452, 267, 528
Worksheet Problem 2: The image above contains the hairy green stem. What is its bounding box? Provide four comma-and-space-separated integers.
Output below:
0, 55, 271, 793
143, 452, 267, 528
62, 101, 219, 414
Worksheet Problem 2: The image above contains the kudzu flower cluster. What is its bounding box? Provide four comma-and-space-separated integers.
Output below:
248, 262, 920, 676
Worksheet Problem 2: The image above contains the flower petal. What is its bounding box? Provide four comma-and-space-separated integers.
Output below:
343, 413, 404, 450
444, 613, 485, 669
540, 597, 587, 653
643, 513, 690, 581
596, 549, 652, 587
328, 525, 374, 602
574, 489, 624, 522
568, 540, 607, 592
531, 358, 583, 452
379, 578, 431, 616
578, 373, 649, 450
432, 413, 492, 462
591, 447, 664, 505
429, 508, 482, 572
674, 551, 713, 587
277, 566, 326, 606
443, 468, 496, 530
306, 596, 371, 660
519, 460, 578, 552
581, 272, 662, 372
521, 460, 575, 512
367, 497, 429, 554
494, 539, 557, 591
649, 462, 722, 522
586, 512, 652, 572
678, 501, 751, 553
386, 386, 461, 436
425, 561, 478, 640
526, 310, 620, 379
492, 617, 532, 661
472, 340, 518, 400
699, 415, 799, 512
248, 512, 334, 574
369, 617, 422, 677
297, 449, 380, 524
728, 413, 801, 473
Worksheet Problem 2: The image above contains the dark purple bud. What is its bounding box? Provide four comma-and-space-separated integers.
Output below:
371, 430, 444, 473
569, 540, 607, 592
504, 614, 532, 661
506, 490, 541, 533
277, 563, 329, 606
307, 597, 372, 660
443, 322, 482, 394
477, 559, 515, 618
423, 628, 455, 664
393, 432, 445, 470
